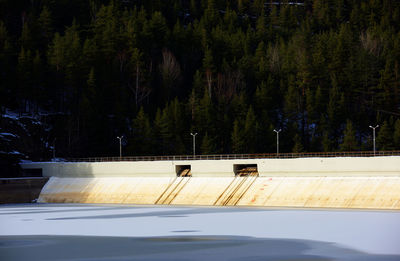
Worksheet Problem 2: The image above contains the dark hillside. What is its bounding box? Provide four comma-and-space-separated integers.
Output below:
1, 0, 399, 161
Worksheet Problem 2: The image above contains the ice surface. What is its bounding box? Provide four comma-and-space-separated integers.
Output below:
0, 204, 399, 260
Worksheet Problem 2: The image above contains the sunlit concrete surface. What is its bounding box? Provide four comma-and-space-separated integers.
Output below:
21, 156, 400, 177
38, 176, 400, 209
0, 204, 400, 260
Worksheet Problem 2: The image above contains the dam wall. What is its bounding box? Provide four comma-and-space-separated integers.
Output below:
21, 156, 400, 209
21, 156, 400, 177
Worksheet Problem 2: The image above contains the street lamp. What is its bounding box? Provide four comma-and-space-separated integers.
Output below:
273, 129, 281, 156
369, 125, 379, 156
190, 133, 198, 157
117, 136, 123, 158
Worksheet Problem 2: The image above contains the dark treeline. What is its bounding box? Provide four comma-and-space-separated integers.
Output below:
1, 0, 400, 157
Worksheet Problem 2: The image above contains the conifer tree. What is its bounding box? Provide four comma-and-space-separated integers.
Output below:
130, 107, 153, 155
204, 0, 219, 29
284, 75, 300, 122
244, 106, 257, 153
203, 48, 214, 98
340, 120, 358, 151
38, 6, 54, 47
201, 132, 216, 154
154, 108, 173, 154
255, 9, 266, 42
17, 47, 33, 112
376, 121, 394, 150
231, 119, 245, 154
292, 133, 304, 153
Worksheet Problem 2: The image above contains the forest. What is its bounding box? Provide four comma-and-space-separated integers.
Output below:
1, 0, 400, 158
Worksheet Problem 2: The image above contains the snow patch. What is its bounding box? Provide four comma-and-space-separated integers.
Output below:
0, 132, 19, 138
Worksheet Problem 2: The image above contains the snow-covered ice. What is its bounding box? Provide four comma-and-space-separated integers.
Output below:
0, 204, 399, 261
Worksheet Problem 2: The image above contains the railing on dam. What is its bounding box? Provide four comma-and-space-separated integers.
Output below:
66, 150, 400, 162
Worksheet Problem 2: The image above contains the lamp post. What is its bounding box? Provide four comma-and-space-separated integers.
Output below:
369, 125, 379, 156
117, 136, 123, 159
273, 129, 281, 156
190, 133, 198, 157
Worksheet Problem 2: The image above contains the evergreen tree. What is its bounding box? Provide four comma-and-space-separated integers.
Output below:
203, 47, 214, 98
204, 0, 219, 29
3, 0, 400, 158
340, 120, 359, 151
130, 107, 153, 155
153, 108, 173, 154
17, 47, 33, 112
231, 119, 245, 154
201, 132, 216, 154
255, 9, 266, 42
292, 133, 304, 153
376, 121, 394, 150
38, 6, 54, 47
322, 131, 333, 152
244, 106, 257, 153
284, 75, 300, 122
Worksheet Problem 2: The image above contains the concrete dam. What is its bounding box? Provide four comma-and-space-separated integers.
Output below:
21, 156, 400, 209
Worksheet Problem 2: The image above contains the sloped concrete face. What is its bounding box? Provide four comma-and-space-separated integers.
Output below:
25, 156, 400, 209
38, 176, 400, 210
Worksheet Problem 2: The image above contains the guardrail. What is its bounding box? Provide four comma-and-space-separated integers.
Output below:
65, 151, 400, 162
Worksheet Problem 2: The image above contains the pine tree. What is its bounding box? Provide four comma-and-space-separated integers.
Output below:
20, 21, 33, 50
284, 75, 300, 122
154, 108, 173, 154
131, 107, 153, 155
255, 9, 266, 42
340, 120, 358, 151
17, 47, 33, 112
144, 11, 168, 51
244, 106, 257, 153
201, 132, 216, 154
190, 0, 199, 18
377, 59, 398, 112
32, 51, 43, 110
322, 131, 333, 152
376, 121, 394, 150
79, 67, 99, 155
326, 78, 345, 149
38, 6, 54, 46
203, 48, 214, 98
204, 0, 219, 29
169, 98, 185, 153
292, 133, 304, 153
48, 33, 65, 72
197, 88, 215, 135
231, 119, 245, 153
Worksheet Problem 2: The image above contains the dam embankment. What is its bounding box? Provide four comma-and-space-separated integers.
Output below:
20, 156, 400, 209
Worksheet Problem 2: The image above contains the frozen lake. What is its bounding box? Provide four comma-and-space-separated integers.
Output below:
0, 204, 400, 260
